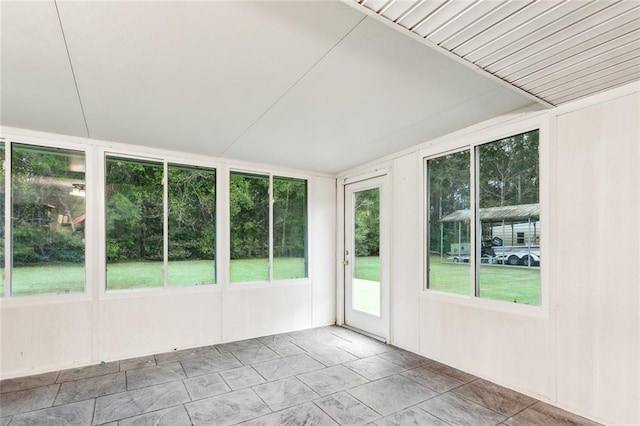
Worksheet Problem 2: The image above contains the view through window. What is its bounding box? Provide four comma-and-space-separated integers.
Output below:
230, 172, 308, 282
11, 144, 86, 296
106, 156, 216, 290
426, 130, 540, 305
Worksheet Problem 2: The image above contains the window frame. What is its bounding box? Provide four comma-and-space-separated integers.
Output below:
0, 138, 94, 303
101, 150, 219, 295
420, 115, 550, 316
229, 168, 309, 284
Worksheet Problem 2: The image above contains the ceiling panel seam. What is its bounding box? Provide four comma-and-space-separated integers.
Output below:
218, 15, 368, 157
54, 0, 90, 138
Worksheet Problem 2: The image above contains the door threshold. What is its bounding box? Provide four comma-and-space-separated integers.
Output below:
340, 324, 387, 343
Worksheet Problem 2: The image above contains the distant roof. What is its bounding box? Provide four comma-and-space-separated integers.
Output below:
440, 203, 539, 223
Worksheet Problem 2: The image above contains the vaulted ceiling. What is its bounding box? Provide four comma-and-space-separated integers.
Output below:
1, 1, 638, 174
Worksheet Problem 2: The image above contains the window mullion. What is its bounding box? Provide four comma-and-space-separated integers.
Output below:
4, 142, 11, 297
268, 174, 274, 282
163, 161, 168, 289
471, 145, 479, 297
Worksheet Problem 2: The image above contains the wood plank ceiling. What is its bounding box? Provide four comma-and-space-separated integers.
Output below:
353, 0, 640, 105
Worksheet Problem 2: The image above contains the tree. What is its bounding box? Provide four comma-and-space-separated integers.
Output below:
478, 131, 539, 208
353, 188, 379, 257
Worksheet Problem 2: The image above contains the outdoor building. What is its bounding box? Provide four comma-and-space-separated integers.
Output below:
0, 1, 638, 425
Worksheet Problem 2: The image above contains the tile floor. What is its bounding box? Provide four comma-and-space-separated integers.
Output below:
0, 326, 600, 425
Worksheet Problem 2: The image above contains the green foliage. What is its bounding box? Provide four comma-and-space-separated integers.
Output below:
106, 160, 217, 264
428, 150, 471, 255
427, 130, 539, 255
11, 144, 86, 266
168, 165, 216, 261
229, 173, 269, 259
273, 177, 306, 258
354, 188, 380, 257
105, 158, 163, 262
478, 131, 539, 208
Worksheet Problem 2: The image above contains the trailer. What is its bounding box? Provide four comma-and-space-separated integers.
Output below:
439, 203, 541, 267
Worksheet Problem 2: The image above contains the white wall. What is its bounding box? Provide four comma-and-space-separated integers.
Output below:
0, 131, 337, 379
339, 84, 639, 425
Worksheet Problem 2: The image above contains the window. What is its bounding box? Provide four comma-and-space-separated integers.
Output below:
426, 130, 540, 305
105, 156, 216, 290
11, 144, 86, 296
230, 171, 307, 282
477, 130, 540, 304
168, 164, 216, 286
426, 150, 471, 295
273, 177, 307, 279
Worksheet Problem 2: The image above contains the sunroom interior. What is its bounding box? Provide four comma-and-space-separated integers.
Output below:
1, 1, 638, 425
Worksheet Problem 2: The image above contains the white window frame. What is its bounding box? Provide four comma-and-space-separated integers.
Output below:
0, 137, 95, 305
99, 149, 220, 296
420, 115, 550, 317
228, 168, 309, 284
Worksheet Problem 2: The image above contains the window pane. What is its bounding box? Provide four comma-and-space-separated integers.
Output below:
477, 130, 540, 305
230, 172, 268, 282
168, 164, 216, 286
11, 144, 85, 296
353, 187, 380, 316
273, 177, 307, 279
427, 150, 471, 295
106, 157, 163, 290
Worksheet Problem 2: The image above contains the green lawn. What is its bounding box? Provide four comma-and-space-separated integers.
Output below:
428, 256, 540, 305
3, 256, 539, 306
2, 257, 307, 296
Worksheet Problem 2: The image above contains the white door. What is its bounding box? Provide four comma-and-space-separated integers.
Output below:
344, 176, 388, 340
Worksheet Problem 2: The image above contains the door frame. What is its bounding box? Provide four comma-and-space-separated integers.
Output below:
337, 169, 391, 342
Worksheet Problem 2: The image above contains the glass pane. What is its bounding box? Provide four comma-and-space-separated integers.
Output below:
167, 164, 216, 286
273, 177, 307, 279
11, 144, 85, 296
230, 172, 269, 282
427, 150, 471, 295
477, 130, 540, 305
353, 187, 380, 316
106, 157, 163, 290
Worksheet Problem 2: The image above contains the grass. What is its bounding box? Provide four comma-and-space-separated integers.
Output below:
2, 257, 307, 296
2, 256, 539, 305
429, 255, 540, 305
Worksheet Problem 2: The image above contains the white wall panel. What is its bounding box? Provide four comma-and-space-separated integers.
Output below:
390, 153, 420, 351
419, 299, 550, 397
555, 92, 639, 424
222, 284, 312, 342
1, 301, 93, 377
99, 292, 222, 361
310, 177, 338, 327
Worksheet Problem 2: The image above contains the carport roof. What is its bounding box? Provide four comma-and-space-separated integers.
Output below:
440, 203, 540, 223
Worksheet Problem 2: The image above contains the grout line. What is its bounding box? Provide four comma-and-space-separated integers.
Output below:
51, 382, 63, 407
53, 0, 91, 138
87, 398, 97, 426
218, 15, 367, 157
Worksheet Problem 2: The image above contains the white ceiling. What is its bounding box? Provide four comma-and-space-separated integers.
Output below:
1, 1, 544, 174
354, 0, 640, 106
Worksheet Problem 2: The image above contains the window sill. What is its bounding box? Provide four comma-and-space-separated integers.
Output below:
420, 289, 548, 319
226, 278, 311, 291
